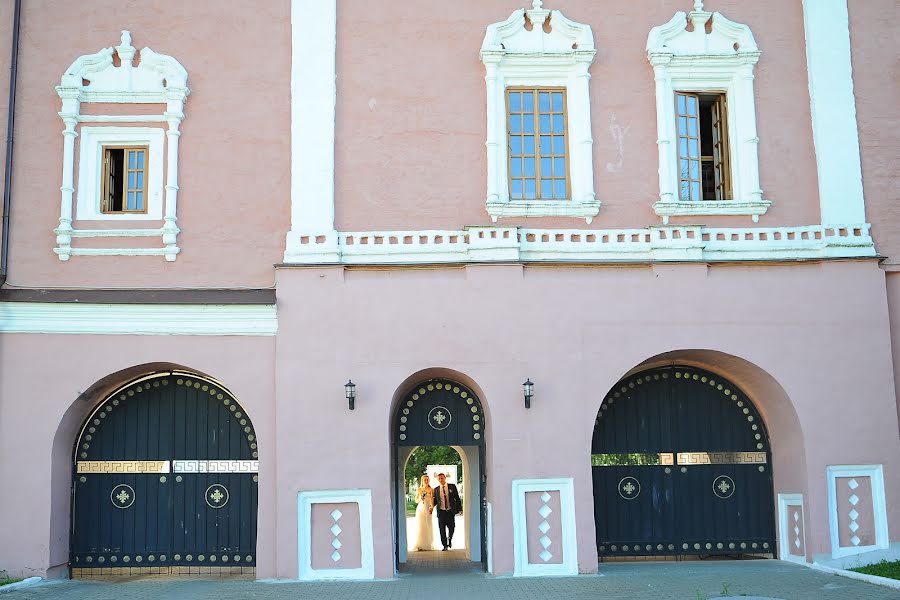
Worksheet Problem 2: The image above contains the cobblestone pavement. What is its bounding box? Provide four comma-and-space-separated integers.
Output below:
7, 560, 899, 600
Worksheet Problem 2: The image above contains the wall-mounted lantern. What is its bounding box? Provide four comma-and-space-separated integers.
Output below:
345, 380, 356, 411
523, 378, 534, 409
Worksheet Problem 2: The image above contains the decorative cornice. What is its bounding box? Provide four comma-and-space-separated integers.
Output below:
0, 303, 277, 336
283, 223, 875, 265
647, 5, 758, 62
481, 2, 595, 62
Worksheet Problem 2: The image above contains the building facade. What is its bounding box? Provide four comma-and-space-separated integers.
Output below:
0, 0, 898, 581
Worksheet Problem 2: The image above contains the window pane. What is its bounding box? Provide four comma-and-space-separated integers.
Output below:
510, 158, 522, 177
691, 181, 701, 200
687, 95, 698, 114
680, 180, 690, 201
678, 117, 687, 135
128, 150, 136, 169
135, 192, 143, 210
679, 138, 688, 158
137, 151, 144, 169
511, 179, 523, 198
523, 115, 534, 133
523, 91, 534, 112
524, 157, 535, 177
677, 94, 686, 113
539, 115, 551, 133
541, 180, 553, 199
538, 92, 550, 112
509, 115, 521, 134
554, 157, 565, 176
540, 136, 551, 155
128, 171, 135, 189
541, 157, 552, 175
552, 115, 564, 134
509, 92, 521, 112
688, 117, 698, 137
510, 136, 522, 155
688, 138, 699, 158
554, 179, 567, 198
136, 172, 144, 189
553, 136, 565, 155
679, 159, 689, 179
690, 160, 699, 180
552, 92, 563, 112
524, 136, 535, 154
127, 191, 135, 210
524, 179, 536, 199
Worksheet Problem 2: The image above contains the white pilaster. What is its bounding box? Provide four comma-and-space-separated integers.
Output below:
802, 0, 867, 226
286, 0, 340, 262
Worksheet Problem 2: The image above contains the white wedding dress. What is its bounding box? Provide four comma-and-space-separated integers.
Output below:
413, 488, 435, 551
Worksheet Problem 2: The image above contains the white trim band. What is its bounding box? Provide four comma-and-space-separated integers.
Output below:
0, 303, 277, 336
284, 223, 875, 264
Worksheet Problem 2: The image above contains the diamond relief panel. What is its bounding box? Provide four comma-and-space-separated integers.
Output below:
310, 502, 362, 570
836, 476, 875, 548
525, 490, 562, 565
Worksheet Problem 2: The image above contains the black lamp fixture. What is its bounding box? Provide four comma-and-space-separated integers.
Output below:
345, 380, 357, 411
522, 378, 534, 409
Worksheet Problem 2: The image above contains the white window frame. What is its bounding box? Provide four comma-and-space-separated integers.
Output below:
76, 127, 165, 221
647, 3, 771, 224
480, 2, 599, 223
297, 489, 374, 580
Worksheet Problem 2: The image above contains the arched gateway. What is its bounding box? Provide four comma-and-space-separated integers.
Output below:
392, 378, 487, 570
70, 372, 258, 577
592, 366, 775, 557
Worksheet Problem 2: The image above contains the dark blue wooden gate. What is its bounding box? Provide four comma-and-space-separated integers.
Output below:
592, 367, 775, 557
70, 373, 258, 576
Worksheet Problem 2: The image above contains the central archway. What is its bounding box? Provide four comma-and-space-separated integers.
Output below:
391, 378, 487, 572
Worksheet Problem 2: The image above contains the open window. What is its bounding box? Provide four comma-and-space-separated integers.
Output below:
647, 3, 770, 223
101, 146, 148, 214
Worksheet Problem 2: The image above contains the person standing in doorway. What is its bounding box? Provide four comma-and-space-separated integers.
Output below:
433, 472, 462, 551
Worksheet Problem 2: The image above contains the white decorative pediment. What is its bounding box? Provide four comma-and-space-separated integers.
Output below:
647, 1, 758, 61
481, 1, 595, 60
57, 31, 189, 104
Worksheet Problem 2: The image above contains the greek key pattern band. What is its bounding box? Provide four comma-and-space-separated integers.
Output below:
676, 452, 767, 465
77, 460, 259, 474
77, 461, 170, 474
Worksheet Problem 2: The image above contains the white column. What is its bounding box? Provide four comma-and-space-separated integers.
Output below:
734, 61, 763, 207
483, 58, 501, 209
650, 58, 675, 207
55, 99, 79, 261
162, 100, 183, 262
572, 58, 595, 210
285, 0, 340, 262
802, 0, 867, 226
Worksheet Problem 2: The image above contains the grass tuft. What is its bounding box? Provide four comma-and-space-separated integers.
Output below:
850, 559, 900, 581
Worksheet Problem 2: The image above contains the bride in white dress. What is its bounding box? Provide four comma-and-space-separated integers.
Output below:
412, 474, 435, 551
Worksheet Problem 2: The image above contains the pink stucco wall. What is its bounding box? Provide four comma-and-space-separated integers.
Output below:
0, 334, 276, 579
849, 0, 900, 264
272, 259, 899, 577
334, 0, 820, 232
3, 0, 291, 289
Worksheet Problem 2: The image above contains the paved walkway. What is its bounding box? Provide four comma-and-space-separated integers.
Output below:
7, 560, 899, 599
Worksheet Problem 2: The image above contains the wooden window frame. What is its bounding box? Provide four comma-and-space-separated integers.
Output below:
675, 92, 733, 203
505, 86, 571, 202
100, 145, 149, 215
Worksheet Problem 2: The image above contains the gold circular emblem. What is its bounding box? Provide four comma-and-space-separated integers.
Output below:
205, 484, 229, 509
110, 484, 135, 509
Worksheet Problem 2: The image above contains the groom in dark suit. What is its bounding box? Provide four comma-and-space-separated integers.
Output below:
433, 472, 462, 551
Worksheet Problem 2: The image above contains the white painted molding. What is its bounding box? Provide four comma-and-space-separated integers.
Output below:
826, 465, 889, 559
297, 489, 374, 581
486, 501, 494, 575
480, 2, 599, 223
778, 493, 807, 565
75, 127, 165, 221
283, 222, 875, 264
55, 31, 188, 262
0, 303, 277, 336
511, 478, 578, 577
647, 4, 769, 223
802, 0, 867, 225
285, 0, 339, 262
